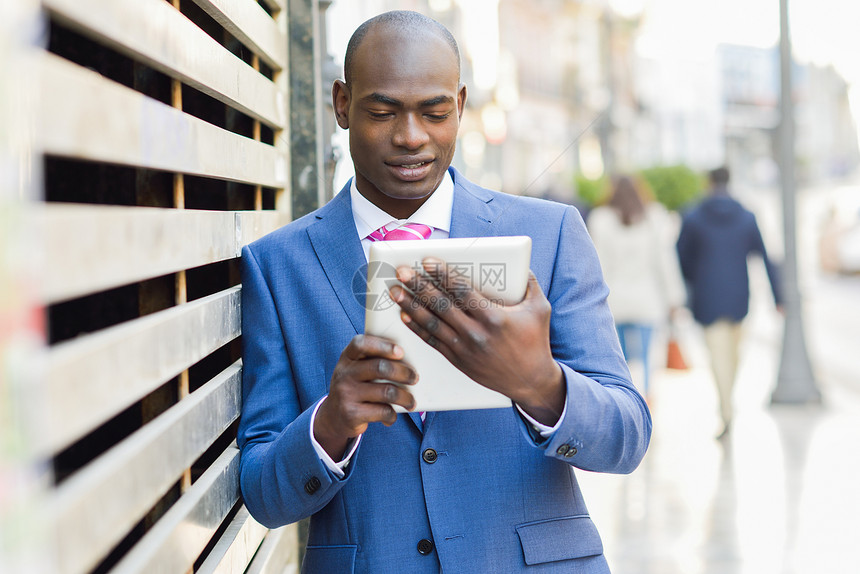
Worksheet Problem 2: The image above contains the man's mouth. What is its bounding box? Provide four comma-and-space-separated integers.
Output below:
388, 159, 433, 181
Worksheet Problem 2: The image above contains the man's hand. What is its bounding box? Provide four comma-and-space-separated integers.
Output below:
390, 258, 565, 426
314, 335, 418, 460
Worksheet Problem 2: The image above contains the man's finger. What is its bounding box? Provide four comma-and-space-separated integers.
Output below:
522, 271, 549, 306
351, 382, 417, 413
422, 257, 494, 314
400, 310, 458, 363
392, 283, 468, 349
395, 265, 454, 312
342, 334, 405, 361
349, 357, 418, 385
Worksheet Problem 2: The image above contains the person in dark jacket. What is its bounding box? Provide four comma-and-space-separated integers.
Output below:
676, 167, 782, 438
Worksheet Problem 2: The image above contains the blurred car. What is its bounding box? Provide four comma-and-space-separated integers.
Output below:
836, 216, 860, 272
820, 189, 860, 274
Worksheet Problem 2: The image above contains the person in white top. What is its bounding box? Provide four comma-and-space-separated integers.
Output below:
587, 175, 685, 398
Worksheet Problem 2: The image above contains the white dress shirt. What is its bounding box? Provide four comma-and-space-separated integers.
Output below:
350, 170, 455, 256
311, 173, 565, 477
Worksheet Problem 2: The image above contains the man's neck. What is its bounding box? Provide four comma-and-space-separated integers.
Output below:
354, 176, 445, 220
710, 184, 729, 196
361, 192, 431, 220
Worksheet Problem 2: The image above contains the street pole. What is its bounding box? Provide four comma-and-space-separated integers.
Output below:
599, 7, 615, 175
771, 0, 821, 404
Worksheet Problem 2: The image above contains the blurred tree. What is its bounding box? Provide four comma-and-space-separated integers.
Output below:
574, 173, 609, 206
576, 166, 702, 211
638, 165, 703, 211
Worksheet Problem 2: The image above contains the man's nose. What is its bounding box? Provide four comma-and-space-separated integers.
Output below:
391, 114, 429, 150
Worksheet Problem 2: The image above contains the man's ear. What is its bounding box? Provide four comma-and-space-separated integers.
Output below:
332, 80, 350, 129
457, 83, 467, 120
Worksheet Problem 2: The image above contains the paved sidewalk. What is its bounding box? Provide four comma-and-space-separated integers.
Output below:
578, 184, 860, 574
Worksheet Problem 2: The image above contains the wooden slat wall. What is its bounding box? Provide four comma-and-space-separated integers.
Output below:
43, 0, 287, 127
42, 287, 242, 456
49, 362, 243, 574
39, 53, 287, 189
35, 205, 284, 304
1, 0, 305, 572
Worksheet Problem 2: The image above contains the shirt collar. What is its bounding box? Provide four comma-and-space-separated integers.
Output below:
350, 171, 454, 240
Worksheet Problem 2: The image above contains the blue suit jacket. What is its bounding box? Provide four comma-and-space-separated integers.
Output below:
238, 168, 651, 573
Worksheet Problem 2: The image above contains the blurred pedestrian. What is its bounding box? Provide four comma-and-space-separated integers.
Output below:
588, 175, 685, 401
676, 167, 782, 438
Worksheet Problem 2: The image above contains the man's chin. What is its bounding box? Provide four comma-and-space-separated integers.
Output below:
380, 180, 437, 202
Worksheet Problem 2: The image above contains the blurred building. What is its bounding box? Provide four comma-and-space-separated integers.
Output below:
796, 63, 860, 182
492, 0, 643, 200
718, 44, 781, 187
718, 43, 859, 187
482, 0, 592, 198
326, 0, 644, 202
631, 51, 724, 172
324, 2, 860, 200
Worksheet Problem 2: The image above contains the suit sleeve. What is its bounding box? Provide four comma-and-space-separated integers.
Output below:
518, 206, 651, 474
237, 245, 354, 528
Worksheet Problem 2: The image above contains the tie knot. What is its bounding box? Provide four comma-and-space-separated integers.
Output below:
369, 222, 433, 242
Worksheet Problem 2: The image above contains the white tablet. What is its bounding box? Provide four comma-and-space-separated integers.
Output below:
364, 235, 532, 412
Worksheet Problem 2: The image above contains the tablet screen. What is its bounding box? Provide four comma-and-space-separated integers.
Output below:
364, 236, 531, 412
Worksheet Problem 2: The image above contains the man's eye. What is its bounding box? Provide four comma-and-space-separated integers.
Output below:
426, 113, 450, 121
369, 111, 393, 119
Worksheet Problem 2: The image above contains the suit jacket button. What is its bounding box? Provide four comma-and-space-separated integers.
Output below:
564, 447, 577, 457
422, 448, 438, 464
417, 538, 434, 555
556, 444, 570, 456
304, 476, 321, 495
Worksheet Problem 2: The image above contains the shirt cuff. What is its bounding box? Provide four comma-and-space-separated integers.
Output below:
515, 395, 568, 439
310, 396, 361, 478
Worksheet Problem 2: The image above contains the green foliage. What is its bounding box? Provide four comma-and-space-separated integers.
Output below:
638, 165, 703, 211
575, 165, 703, 211
574, 174, 609, 206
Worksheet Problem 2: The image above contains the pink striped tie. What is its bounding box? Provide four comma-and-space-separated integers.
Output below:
368, 222, 432, 424
368, 222, 433, 242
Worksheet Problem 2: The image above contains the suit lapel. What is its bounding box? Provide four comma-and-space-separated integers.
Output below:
409, 412, 424, 431
307, 188, 367, 334
449, 168, 497, 239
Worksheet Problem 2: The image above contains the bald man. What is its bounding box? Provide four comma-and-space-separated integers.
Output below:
238, 11, 650, 573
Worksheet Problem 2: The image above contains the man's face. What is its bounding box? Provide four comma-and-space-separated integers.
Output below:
333, 27, 466, 218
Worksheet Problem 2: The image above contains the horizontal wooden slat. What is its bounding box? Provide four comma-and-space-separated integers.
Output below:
46, 361, 243, 574
43, 0, 286, 128
246, 526, 299, 574
236, 210, 289, 248
33, 204, 286, 304
35, 287, 241, 456
110, 444, 242, 574
197, 507, 268, 574
38, 53, 287, 188
188, 0, 287, 71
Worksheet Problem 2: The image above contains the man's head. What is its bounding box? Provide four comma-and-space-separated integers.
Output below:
333, 11, 467, 219
344, 11, 461, 88
709, 166, 730, 188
